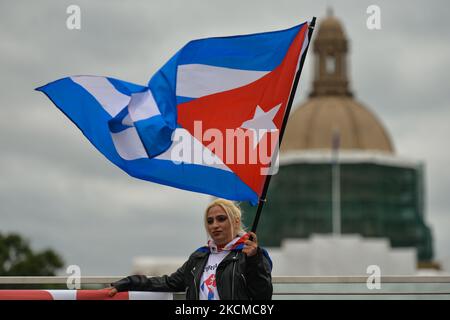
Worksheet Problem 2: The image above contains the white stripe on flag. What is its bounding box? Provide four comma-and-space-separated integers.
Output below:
128, 90, 161, 122
155, 128, 232, 172
70, 76, 130, 117
111, 127, 148, 160
176, 64, 269, 98
296, 26, 310, 73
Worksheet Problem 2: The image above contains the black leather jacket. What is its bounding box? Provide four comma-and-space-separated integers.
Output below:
112, 246, 273, 300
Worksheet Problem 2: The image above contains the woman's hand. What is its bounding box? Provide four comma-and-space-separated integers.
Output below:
106, 286, 118, 297
243, 232, 258, 257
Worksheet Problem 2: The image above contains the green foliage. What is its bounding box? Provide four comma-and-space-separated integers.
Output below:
0, 232, 64, 276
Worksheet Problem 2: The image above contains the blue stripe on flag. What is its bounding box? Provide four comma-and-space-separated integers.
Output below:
148, 50, 180, 129
134, 116, 174, 158
176, 96, 195, 105
36, 77, 258, 205
108, 77, 148, 96
127, 158, 258, 205
36, 77, 123, 165
177, 23, 305, 71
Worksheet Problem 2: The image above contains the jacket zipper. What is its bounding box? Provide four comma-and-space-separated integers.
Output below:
241, 273, 251, 299
191, 267, 198, 300
241, 273, 247, 287
231, 253, 238, 300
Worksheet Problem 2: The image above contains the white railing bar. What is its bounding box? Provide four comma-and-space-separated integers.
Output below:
1, 276, 450, 285
273, 276, 450, 283
274, 292, 450, 295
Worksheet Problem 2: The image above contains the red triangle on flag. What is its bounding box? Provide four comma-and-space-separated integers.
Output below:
177, 25, 307, 195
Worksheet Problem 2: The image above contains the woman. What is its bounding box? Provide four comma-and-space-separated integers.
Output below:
108, 199, 273, 300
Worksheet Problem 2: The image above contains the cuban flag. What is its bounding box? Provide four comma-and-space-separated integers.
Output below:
37, 22, 310, 205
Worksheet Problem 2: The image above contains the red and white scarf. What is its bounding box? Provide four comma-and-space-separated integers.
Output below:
207, 231, 250, 253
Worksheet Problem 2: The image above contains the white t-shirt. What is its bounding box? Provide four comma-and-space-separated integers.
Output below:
199, 251, 228, 300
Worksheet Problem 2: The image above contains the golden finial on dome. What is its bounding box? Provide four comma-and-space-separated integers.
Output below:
326, 6, 334, 17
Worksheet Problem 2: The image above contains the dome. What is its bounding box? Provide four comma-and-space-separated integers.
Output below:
315, 12, 346, 41
281, 11, 394, 154
281, 97, 394, 153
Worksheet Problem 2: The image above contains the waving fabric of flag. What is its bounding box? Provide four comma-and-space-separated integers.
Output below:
37, 22, 310, 205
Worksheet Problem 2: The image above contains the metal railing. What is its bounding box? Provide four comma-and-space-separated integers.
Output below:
1, 276, 450, 299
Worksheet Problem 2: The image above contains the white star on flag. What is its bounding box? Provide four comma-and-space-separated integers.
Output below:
240, 103, 282, 149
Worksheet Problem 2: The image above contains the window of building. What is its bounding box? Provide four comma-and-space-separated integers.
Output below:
326, 55, 336, 74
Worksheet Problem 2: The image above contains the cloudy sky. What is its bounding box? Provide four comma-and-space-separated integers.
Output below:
1, 0, 449, 275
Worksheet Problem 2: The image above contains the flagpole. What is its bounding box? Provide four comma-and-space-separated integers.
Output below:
332, 129, 341, 236
250, 17, 316, 234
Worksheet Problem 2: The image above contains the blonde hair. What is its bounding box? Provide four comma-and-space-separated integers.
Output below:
204, 199, 246, 239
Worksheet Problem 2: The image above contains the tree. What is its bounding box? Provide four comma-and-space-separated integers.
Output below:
0, 232, 64, 276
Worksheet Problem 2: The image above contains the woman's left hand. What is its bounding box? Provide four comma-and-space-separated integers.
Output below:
243, 232, 258, 257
